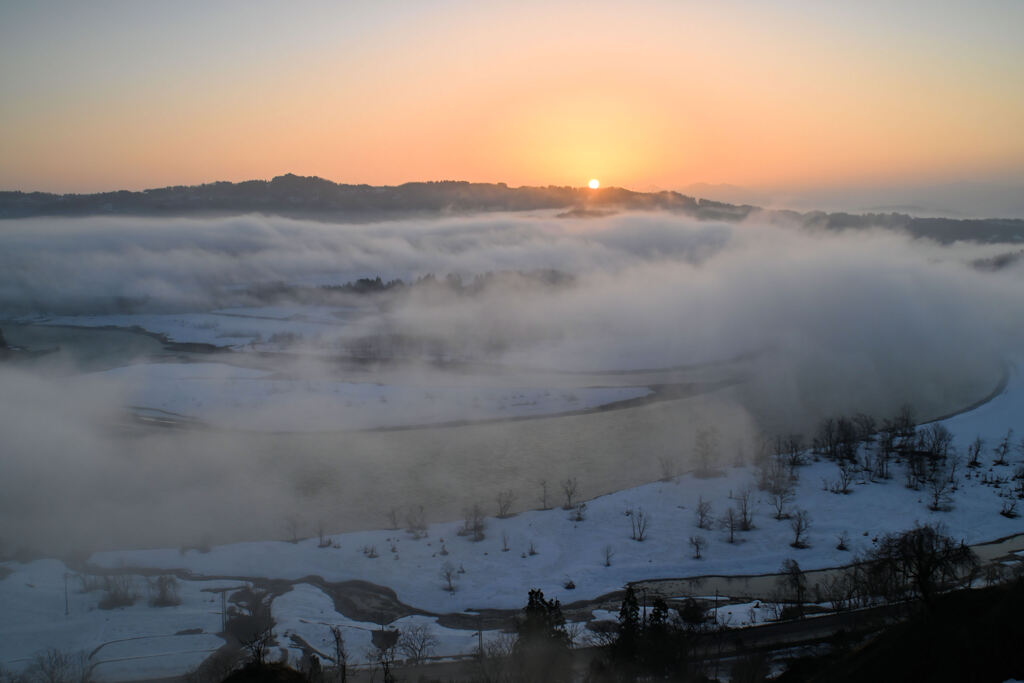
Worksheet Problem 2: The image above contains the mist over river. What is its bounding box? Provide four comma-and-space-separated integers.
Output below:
0, 323, 1003, 555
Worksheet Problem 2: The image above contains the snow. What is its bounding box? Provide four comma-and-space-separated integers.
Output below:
36, 307, 364, 350
707, 600, 775, 628
272, 585, 478, 668
92, 361, 651, 430
4, 363, 1024, 679
82, 456, 1023, 616
89, 633, 225, 682
939, 363, 1024, 448
0, 560, 238, 681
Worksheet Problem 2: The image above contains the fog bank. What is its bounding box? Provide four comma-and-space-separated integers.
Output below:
1, 211, 1022, 555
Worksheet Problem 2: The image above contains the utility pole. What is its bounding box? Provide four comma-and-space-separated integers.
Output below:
714, 589, 720, 680
477, 615, 483, 660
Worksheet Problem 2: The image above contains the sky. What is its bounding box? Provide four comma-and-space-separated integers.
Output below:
1, 0, 1023, 195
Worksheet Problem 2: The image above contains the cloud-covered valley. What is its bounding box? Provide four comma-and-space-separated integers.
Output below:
1, 211, 1022, 554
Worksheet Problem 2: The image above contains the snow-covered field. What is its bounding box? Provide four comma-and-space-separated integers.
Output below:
273, 586, 479, 664
38, 307, 366, 350
3, 364, 1023, 680
95, 361, 651, 431
0, 560, 238, 680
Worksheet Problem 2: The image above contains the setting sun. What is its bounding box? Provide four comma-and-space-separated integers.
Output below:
588, 178, 600, 189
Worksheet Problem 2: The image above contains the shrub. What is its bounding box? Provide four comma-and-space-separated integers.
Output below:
148, 575, 182, 607
99, 575, 137, 610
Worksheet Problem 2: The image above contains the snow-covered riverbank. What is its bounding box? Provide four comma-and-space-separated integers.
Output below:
3, 364, 1022, 679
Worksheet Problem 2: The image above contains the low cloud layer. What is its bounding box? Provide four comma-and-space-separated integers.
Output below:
1, 211, 1023, 555
0, 212, 738, 314
1, 211, 1020, 371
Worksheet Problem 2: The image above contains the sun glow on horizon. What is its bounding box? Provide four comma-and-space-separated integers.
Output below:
0, 3, 1021, 194
588, 179, 600, 189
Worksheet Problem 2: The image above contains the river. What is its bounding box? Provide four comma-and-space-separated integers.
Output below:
0, 323, 1007, 555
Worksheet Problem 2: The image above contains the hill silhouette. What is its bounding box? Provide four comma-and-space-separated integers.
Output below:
1, 173, 1022, 243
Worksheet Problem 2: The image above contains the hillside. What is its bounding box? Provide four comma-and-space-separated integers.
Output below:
3, 174, 1023, 244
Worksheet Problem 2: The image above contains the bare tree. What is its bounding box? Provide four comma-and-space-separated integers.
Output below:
785, 434, 805, 475
627, 507, 650, 541
863, 523, 978, 610
983, 563, 1008, 587
790, 509, 811, 548
720, 507, 739, 544
967, 435, 985, 468
147, 575, 181, 607
329, 625, 349, 682
284, 516, 301, 544
561, 478, 579, 509
894, 403, 917, 444
397, 623, 438, 666
736, 488, 754, 530
694, 427, 720, 476
778, 559, 807, 617
501, 531, 510, 552
853, 413, 876, 444
873, 429, 895, 479
994, 429, 1014, 465
689, 535, 707, 559
927, 467, 954, 511
860, 446, 875, 479
835, 416, 860, 461
564, 621, 585, 648
496, 490, 516, 518
23, 648, 93, 683
947, 453, 962, 483
458, 504, 486, 542
538, 479, 551, 510
904, 451, 927, 490
240, 624, 274, 664
405, 505, 427, 539
657, 455, 679, 482
478, 631, 517, 682
440, 561, 457, 592
815, 417, 837, 459
570, 502, 587, 522
225, 584, 274, 665
386, 507, 400, 531
757, 446, 790, 494
369, 628, 400, 683
318, 521, 332, 548
695, 497, 713, 530
922, 423, 954, 460
821, 569, 860, 612
603, 545, 615, 567
828, 460, 856, 494
771, 488, 793, 520
99, 575, 137, 609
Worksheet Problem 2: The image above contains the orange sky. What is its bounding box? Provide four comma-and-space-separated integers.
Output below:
1, 1, 1022, 193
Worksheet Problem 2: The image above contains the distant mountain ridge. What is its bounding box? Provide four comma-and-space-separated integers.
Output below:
1, 173, 1022, 244
0, 174, 726, 218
